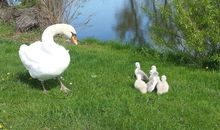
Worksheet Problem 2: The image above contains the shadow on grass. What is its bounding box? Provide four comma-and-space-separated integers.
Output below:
15, 72, 58, 91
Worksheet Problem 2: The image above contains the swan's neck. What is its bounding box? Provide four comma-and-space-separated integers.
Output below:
41, 24, 65, 43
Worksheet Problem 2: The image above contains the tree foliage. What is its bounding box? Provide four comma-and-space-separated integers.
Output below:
145, 0, 220, 69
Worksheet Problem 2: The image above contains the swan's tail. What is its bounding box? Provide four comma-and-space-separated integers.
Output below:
19, 45, 29, 69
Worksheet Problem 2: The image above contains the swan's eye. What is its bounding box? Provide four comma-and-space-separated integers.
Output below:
71, 32, 77, 37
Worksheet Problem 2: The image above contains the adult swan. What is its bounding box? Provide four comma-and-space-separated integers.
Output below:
19, 24, 78, 93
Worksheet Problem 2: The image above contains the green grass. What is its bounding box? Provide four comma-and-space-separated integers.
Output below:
0, 20, 41, 43
0, 21, 15, 38
0, 39, 220, 130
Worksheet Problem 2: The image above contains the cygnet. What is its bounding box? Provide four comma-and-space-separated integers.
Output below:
156, 75, 169, 95
134, 74, 148, 94
147, 72, 159, 92
135, 62, 148, 81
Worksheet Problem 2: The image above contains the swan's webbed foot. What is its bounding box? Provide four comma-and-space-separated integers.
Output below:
60, 84, 70, 93
58, 78, 70, 93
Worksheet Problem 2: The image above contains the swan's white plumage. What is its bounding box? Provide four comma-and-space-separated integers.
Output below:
19, 42, 70, 81
19, 24, 76, 83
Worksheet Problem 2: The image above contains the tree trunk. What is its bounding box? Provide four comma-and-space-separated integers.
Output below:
0, 0, 8, 8
16, 7, 38, 32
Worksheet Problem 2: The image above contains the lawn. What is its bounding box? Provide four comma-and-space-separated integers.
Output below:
0, 39, 220, 130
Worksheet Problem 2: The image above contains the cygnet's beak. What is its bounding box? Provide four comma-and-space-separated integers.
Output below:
71, 33, 78, 45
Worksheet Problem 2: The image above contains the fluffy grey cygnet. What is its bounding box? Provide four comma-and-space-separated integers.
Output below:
134, 74, 148, 94
156, 75, 169, 95
134, 62, 148, 81
147, 72, 159, 92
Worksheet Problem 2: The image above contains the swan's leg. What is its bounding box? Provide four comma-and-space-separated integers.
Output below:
40, 81, 47, 93
58, 78, 70, 93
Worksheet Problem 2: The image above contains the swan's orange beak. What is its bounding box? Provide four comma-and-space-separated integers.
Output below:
71, 34, 78, 45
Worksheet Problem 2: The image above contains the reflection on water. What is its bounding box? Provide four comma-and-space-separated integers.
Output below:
72, 0, 150, 44
114, 0, 149, 44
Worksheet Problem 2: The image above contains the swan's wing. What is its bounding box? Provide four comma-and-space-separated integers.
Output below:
19, 41, 70, 80
19, 41, 42, 70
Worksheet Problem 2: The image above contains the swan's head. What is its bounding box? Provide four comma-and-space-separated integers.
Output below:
62, 24, 78, 45
42, 24, 78, 45
161, 75, 167, 81
135, 62, 140, 69
70, 32, 78, 45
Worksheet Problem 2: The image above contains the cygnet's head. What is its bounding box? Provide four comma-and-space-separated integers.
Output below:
161, 75, 167, 81
135, 62, 140, 69
150, 65, 157, 75
151, 65, 157, 71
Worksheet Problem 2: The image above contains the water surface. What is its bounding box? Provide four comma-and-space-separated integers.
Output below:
71, 0, 151, 44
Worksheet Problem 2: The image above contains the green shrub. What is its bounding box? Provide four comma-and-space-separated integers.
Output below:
144, 0, 220, 69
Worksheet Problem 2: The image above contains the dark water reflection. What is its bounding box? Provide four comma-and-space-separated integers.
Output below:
71, 0, 151, 44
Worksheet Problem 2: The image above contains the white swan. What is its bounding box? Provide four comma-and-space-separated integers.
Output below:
156, 75, 169, 95
134, 74, 147, 94
19, 24, 78, 93
134, 62, 148, 81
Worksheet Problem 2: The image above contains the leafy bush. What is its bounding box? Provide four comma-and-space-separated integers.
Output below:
144, 0, 220, 69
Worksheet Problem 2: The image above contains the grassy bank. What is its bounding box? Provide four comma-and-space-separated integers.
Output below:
0, 20, 41, 43
0, 38, 220, 130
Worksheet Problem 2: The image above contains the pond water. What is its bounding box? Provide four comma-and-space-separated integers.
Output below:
71, 0, 151, 44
